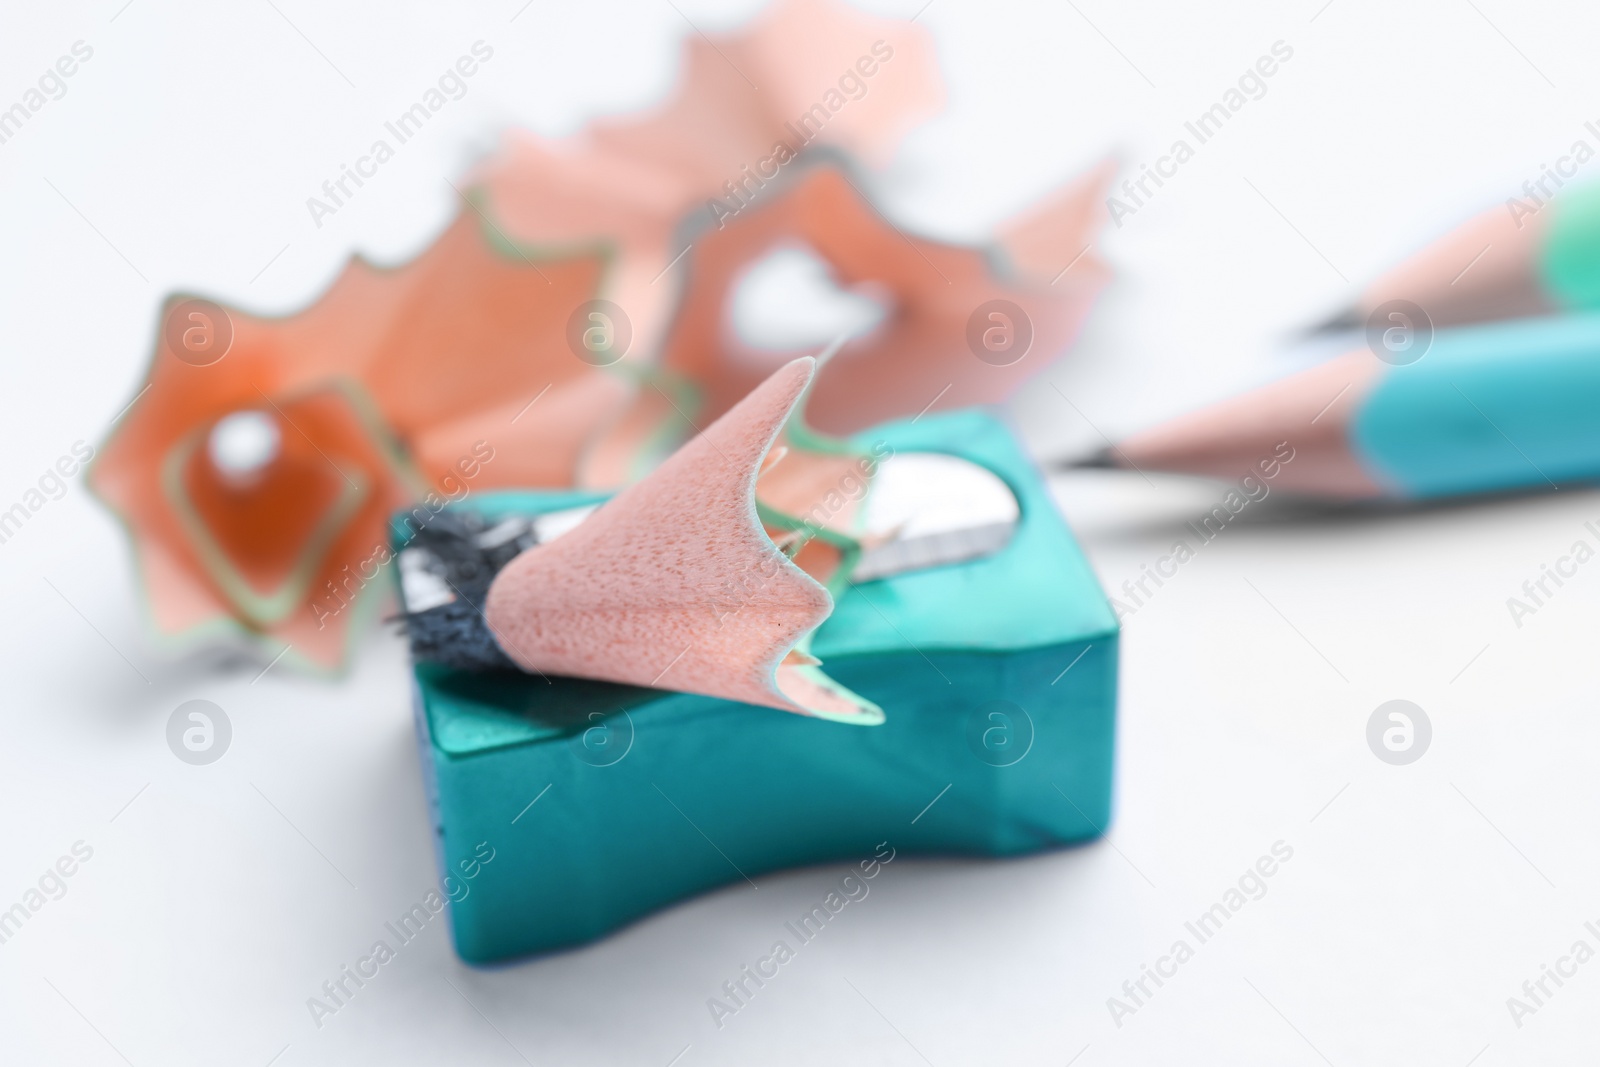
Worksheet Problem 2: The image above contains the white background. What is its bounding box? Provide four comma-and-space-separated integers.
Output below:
4, 0, 1600, 1063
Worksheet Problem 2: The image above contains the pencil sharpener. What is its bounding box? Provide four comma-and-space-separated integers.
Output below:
398, 409, 1119, 963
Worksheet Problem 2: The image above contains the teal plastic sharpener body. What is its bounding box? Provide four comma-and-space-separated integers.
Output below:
399, 410, 1119, 963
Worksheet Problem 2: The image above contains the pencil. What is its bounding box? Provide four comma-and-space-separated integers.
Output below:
1313, 180, 1600, 332
1080, 313, 1600, 499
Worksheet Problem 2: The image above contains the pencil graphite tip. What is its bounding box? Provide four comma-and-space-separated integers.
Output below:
1304, 306, 1364, 337
1059, 446, 1118, 471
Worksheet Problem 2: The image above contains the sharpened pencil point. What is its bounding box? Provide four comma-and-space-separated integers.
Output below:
1304, 306, 1364, 336
1057, 446, 1118, 470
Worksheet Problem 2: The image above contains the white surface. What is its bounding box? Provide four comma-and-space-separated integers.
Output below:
861, 453, 1019, 537
207, 410, 281, 478
4, 0, 1600, 1063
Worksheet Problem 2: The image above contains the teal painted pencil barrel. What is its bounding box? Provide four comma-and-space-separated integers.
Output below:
1353, 313, 1600, 498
